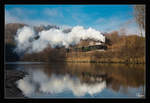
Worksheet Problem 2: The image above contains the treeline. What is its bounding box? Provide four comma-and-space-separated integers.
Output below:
22, 47, 67, 62
5, 23, 145, 63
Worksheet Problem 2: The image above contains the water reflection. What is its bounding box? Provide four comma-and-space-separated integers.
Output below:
17, 69, 106, 97
13, 63, 145, 98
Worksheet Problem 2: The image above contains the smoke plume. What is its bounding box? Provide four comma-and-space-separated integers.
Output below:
14, 25, 105, 53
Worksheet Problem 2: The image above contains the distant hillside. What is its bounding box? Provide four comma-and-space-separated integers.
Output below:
5, 23, 27, 44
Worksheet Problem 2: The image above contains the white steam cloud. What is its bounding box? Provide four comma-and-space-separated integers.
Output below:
14, 26, 105, 53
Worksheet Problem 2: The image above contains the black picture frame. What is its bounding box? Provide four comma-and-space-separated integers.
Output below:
0, 0, 149, 103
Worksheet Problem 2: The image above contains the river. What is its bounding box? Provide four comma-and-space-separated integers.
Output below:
5, 62, 145, 98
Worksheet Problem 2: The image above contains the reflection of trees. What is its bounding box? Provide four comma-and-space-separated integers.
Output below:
92, 64, 145, 92
37, 63, 145, 93
43, 62, 67, 76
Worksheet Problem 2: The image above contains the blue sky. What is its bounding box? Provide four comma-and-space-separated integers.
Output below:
5, 5, 139, 34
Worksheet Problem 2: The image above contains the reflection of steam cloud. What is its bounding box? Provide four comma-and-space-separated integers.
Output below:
16, 69, 106, 97
14, 26, 105, 53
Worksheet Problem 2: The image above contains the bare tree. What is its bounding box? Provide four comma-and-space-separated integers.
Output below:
133, 5, 145, 36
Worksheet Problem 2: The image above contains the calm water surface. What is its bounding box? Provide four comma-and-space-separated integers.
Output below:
5, 62, 145, 98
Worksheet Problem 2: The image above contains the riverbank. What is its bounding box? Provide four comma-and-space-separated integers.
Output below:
7, 57, 146, 64
65, 57, 145, 64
